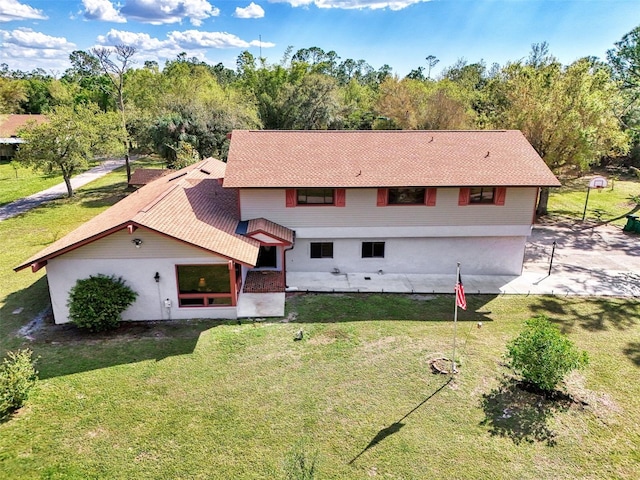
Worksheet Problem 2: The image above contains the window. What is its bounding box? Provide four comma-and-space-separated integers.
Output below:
469, 187, 495, 204
297, 188, 334, 205
176, 264, 232, 307
362, 242, 385, 258
377, 188, 437, 206
310, 242, 333, 258
388, 188, 425, 204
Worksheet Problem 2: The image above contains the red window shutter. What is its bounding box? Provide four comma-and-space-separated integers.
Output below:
336, 188, 346, 207
285, 189, 296, 207
377, 188, 388, 206
495, 187, 506, 206
425, 188, 437, 206
458, 188, 470, 206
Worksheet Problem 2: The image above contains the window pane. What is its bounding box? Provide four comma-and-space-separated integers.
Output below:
177, 265, 230, 293
470, 187, 494, 204
311, 242, 333, 258
388, 188, 425, 204
362, 242, 385, 258
297, 188, 334, 204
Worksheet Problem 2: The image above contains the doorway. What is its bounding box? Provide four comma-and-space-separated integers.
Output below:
256, 245, 278, 269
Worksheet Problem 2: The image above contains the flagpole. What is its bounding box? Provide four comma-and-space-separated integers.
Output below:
452, 262, 460, 374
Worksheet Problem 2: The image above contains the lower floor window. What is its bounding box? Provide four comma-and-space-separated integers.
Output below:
310, 242, 334, 258
362, 242, 385, 258
176, 264, 232, 307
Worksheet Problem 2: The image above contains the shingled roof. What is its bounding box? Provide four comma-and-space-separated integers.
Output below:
0, 114, 48, 137
15, 158, 260, 272
223, 130, 560, 188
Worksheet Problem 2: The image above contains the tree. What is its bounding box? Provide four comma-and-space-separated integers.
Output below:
506, 315, 588, 392
490, 53, 629, 215
92, 45, 137, 181
608, 25, 640, 154
15, 104, 124, 197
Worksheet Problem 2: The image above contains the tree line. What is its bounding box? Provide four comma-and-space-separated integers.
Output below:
2, 25, 640, 214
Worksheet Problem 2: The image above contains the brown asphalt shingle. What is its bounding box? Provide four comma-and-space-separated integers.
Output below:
15, 159, 260, 271
223, 130, 561, 188
0, 114, 48, 137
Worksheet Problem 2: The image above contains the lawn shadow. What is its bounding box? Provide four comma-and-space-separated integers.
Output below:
77, 182, 129, 208
32, 318, 220, 380
623, 342, 640, 367
2, 276, 220, 380
480, 377, 573, 446
348, 377, 452, 464
528, 296, 639, 333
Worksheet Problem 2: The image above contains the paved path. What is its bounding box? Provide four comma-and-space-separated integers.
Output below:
0, 158, 126, 221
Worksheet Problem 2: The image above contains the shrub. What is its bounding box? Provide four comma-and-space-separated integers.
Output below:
0, 349, 38, 419
506, 315, 589, 392
68, 274, 138, 332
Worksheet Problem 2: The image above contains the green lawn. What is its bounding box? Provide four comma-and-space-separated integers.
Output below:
0, 295, 639, 479
0, 162, 65, 206
1, 168, 639, 478
548, 172, 640, 226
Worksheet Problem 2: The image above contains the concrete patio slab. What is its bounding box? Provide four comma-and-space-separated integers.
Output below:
237, 292, 285, 318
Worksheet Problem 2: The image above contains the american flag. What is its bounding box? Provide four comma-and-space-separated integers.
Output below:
455, 271, 467, 310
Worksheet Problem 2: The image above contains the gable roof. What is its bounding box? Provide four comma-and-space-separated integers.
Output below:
0, 114, 48, 137
223, 130, 561, 188
15, 158, 260, 272
128, 168, 170, 186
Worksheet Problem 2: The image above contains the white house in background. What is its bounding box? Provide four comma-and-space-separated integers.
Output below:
15, 130, 559, 324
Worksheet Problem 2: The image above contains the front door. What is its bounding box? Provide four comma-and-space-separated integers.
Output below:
256, 245, 277, 269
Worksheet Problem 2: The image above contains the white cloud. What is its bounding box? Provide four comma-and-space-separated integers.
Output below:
169, 29, 273, 49
0, 27, 75, 49
269, 0, 428, 11
0, 0, 47, 22
97, 29, 171, 50
120, 0, 220, 26
234, 2, 265, 19
95, 28, 274, 62
82, 0, 126, 23
0, 28, 75, 72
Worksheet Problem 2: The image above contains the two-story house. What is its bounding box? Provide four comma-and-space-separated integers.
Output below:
15, 130, 559, 324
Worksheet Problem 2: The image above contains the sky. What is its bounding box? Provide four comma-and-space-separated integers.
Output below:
0, 0, 638, 78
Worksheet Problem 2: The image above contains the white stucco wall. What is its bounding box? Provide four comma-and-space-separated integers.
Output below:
239, 187, 538, 229
286, 236, 526, 275
46, 229, 237, 324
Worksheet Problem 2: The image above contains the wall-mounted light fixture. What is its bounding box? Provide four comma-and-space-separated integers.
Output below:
154, 272, 160, 283
131, 238, 143, 248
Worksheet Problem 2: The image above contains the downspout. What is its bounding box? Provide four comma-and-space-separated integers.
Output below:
283, 231, 296, 289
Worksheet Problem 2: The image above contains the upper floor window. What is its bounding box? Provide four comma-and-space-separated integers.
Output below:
377, 188, 437, 206
458, 187, 506, 206
297, 188, 334, 205
286, 188, 345, 207
388, 188, 426, 205
469, 187, 495, 204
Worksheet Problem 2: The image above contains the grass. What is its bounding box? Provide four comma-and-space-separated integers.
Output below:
0, 162, 65, 206
1, 168, 639, 478
0, 155, 166, 207
547, 172, 640, 226
0, 295, 638, 479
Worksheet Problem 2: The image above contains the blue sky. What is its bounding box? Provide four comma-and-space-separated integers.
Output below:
0, 0, 638, 77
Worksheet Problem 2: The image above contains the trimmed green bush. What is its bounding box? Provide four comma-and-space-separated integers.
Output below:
67, 274, 138, 332
0, 349, 38, 419
506, 315, 589, 392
